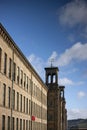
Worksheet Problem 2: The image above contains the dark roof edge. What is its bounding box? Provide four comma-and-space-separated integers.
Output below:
0, 23, 48, 90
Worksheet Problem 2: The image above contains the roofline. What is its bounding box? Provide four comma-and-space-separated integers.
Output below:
0, 23, 48, 91
45, 67, 59, 71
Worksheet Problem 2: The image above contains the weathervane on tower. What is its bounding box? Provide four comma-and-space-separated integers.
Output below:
50, 58, 54, 67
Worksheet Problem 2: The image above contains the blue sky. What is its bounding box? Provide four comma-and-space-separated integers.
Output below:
0, 0, 87, 120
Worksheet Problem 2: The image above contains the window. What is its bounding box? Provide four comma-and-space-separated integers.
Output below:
20, 119, 22, 130
4, 53, 7, 75
20, 94, 22, 112
3, 84, 6, 106
27, 76, 28, 91
13, 62, 16, 81
24, 73, 26, 89
17, 67, 20, 84
2, 115, 5, 130
16, 118, 18, 130
9, 58, 12, 79
60, 90, 64, 98
26, 120, 28, 130
29, 79, 31, 93
12, 117, 15, 130
0, 48, 2, 71
20, 70, 23, 86
13, 90, 15, 109
17, 92, 19, 111
26, 98, 28, 114
8, 87, 11, 108
29, 100, 31, 115
29, 120, 31, 130
8, 116, 10, 130
24, 96, 25, 113
23, 120, 25, 130
53, 74, 56, 83
48, 74, 51, 83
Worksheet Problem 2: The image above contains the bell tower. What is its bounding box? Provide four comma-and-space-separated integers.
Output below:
45, 66, 60, 130
45, 67, 59, 86
45, 66, 67, 130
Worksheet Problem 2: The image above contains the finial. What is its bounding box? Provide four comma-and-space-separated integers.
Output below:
50, 58, 54, 67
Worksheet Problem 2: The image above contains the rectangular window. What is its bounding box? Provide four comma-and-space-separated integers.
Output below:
16, 118, 18, 130
24, 96, 25, 113
29, 120, 31, 130
26, 120, 28, 130
20, 70, 23, 86
29, 100, 31, 115
13, 62, 16, 81
2, 115, 5, 130
12, 117, 15, 130
0, 48, 2, 71
20, 94, 22, 112
4, 53, 7, 75
17, 92, 19, 111
27, 76, 28, 91
17, 67, 20, 84
26, 98, 28, 114
9, 58, 12, 79
8, 116, 10, 130
23, 120, 25, 130
29, 79, 31, 93
13, 90, 15, 109
24, 73, 26, 89
8, 87, 11, 108
3, 84, 6, 106
20, 119, 22, 130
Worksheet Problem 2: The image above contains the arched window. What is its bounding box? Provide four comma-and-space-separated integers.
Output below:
48, 74, 51, 83
53, 74, 56, 83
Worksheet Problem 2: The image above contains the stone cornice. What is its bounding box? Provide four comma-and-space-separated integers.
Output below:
0, 23, 13, 48
0, 23, 48, 90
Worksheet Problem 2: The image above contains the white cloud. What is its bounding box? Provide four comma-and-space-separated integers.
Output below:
59, 78, 74, 86
76, 81, 84, 86
58, 0, 87, 27
68, 108, 87, 119
48, 51, 57, 60
48, 42, 87, 66
27, 42, 87, 84
77, 91, 86, 98
27, 54, 45, 79
47, 51, 57, 66
59, 77, 84, 86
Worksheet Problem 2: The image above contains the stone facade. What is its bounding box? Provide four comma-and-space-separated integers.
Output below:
0, 23, 47, 130
0, 23, 67, 130
45, 67, 67, 130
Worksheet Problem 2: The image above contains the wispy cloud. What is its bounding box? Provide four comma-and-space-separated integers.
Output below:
58, 0, 87, 40
48, 42, 87, 66
59, 77, 84, 86
68, 108, 87, 119
77, 91, 86, 99
27, 42, 87, 84
27, 54, 45, 79
58, 0, 87, 27
59, 78, 74, 86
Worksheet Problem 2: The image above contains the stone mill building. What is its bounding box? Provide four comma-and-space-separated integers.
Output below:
0, 23, 67, 130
